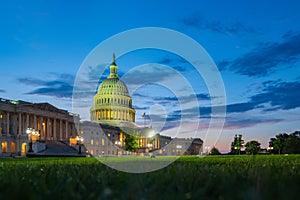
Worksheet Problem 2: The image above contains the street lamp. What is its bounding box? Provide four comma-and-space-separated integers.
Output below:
147, 143, 153, 150
77, 136, 84, 154
204, 146, 210, 155
115, 141, 121, 155
26, 128, 38, 153
148, 130, 155, 138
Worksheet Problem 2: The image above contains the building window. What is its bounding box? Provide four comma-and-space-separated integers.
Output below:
0, 114, 2, 119
102, 138, 105, 146
10, 142, 15, 153
1, 141, 7, 153
21, 143, 27, 156
91, 139, 94, 145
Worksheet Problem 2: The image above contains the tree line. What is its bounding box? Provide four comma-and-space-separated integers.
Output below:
209, 131, 300, 155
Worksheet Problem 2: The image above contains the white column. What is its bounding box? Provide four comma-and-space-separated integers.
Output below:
59, 120, 63, 140
40, 117, 44, 140
53, 119, 57, 140
6, 112, 10, 136
18, 113, 22, 135
47, 117, 50, 140
34, 115, 37, 130
26, 114, 29, 130
65, 121, 69, 139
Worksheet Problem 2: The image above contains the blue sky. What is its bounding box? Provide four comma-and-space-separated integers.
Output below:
1, 0, 300, 152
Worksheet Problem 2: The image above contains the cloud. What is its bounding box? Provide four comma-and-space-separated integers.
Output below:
181, 15, 256, 36
18, 73, 75, 98
133, 80, 299, 131
226, 102, 256, 113
133, 105, 149, 110
221, 32, 300, 77
161, 79, 300, 130
87, 64, 126, 86
18, 78, 45, 86
154, 93, 210, 101
181, 102, 256, 118
158, 56, 192, 72
121, 64, 175, 86
0, 89, 6, 93
201, 80, 300, 115
26, 83, 73, 98
224, 118, 283, 129
250, 80, 300, 110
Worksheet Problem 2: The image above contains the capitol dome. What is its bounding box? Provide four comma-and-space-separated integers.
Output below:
90, 54, 136, 126
97, 78, 129, 96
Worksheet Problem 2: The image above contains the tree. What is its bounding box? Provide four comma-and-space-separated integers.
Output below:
230, 134, 244, 155
282, 135, 300, 154
209, 146, 221, 155
245, 140, 261, 155
269, 133, 289, 154
124, 133, 139, 152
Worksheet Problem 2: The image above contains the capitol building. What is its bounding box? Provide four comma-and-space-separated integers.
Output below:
0, 55, 202, 157
80, 55, 202, 156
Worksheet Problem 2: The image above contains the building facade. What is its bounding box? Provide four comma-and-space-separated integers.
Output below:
0, 98, 79, 156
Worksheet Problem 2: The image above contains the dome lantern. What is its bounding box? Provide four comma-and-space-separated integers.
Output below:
108, 53, 118, 79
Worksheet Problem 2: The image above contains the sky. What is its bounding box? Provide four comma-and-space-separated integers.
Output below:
0, 0, 300, 152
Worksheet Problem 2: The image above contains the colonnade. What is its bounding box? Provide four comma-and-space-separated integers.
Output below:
0, 111, 75, 141
91, 109, 135, 122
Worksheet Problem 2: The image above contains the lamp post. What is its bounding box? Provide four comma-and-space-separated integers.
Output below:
267, 146, 274, 153
147, 143, 153, 150
204, 146, 210, 155
26, 128, 37, 153
78, 136, 84, 154
115, 141, 121, 155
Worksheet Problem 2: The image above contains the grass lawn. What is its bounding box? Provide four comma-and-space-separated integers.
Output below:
0, 155, 299, 200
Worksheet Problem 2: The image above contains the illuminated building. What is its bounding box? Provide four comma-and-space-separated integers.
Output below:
81, 55, 203, 156
0, 98, 79, 156
0, 55, 202, 157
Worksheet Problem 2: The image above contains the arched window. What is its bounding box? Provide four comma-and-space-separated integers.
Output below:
10, 142, 15, 153
21, 143, 27, 156
1, 141, 7, 153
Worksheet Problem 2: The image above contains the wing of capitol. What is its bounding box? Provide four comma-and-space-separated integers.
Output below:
0, 55, 203, 157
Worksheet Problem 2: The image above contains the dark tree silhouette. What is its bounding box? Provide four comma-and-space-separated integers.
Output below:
230, 134, 244, 155
209, 146, 221, 155
269, 133, 289, 154
245, 140, 261, 155
283, 134, 300, 154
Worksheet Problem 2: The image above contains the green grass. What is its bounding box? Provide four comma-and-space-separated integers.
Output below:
0, 155, 299, 200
